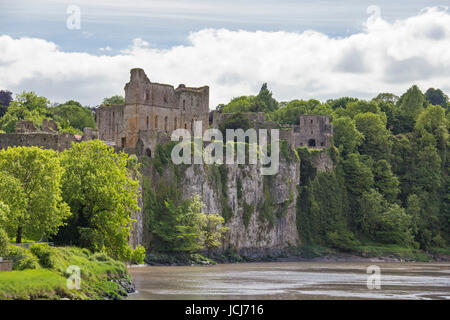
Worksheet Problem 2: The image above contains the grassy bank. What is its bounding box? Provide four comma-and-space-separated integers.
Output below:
0, 245, 133, 300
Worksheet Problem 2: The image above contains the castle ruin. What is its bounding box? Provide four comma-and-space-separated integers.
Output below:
96, 68, 209, 158
0, 68, 332, 154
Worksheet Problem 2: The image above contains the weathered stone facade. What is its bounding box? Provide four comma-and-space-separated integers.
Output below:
97, 68, 209, 158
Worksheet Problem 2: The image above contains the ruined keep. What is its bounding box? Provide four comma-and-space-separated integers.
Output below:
96, 68, 209, 158
291, 115, 333, 148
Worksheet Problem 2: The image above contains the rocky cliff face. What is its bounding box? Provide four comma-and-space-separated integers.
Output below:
179, 158, 300, 257
130, 147, 334, 257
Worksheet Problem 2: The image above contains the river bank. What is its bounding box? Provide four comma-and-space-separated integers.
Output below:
0, 245, 134, 300
144, 245, 450, 266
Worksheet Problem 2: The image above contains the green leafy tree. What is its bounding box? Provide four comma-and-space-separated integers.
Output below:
0, 92, 50, 133
424, 88, 448, 108
218, 113, 253, 136
415, 104, 448, 152
103, 95, 125, 106
359, 189, 413, 245
256, 83, 278, 112
49, 101, 96, 133
221, 96, 257, 113
397, 85, 426, 132
373, 160, 400, 202
332, 117, 364, 156
326, 97, 358, 110
56, 140, 140, 261
354, 112, 391, 160
201, 213, 229, 257
148, 190, 206, 253
0, 227, 8, 257
271, 99, 329, 124
0, 147, 70, 243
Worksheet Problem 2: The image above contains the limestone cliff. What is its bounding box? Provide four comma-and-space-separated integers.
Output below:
130, 146, 334, 257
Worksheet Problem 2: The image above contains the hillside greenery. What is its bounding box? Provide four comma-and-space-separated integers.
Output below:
218, 84, 449, 252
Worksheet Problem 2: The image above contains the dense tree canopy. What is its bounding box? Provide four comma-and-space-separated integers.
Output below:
55, 140, 140, 260
0, 92, 95, 134
217, 83, 450, 251
0, 147, 70, 243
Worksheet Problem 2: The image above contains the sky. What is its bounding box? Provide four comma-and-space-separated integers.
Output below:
1, 0, 450, 107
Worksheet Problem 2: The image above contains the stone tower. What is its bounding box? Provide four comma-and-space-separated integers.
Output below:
97, 68, 210, 157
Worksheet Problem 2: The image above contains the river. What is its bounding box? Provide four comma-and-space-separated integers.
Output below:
127, 261, 450, 300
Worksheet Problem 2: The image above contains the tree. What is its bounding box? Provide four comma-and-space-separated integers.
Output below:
271, 99, 329, 124
342, 153, 374, 197
397, 85, 425, 132
0, 91, 50, 133
327, 97, 358, 110
0, 90, 13, 118
354, 112, 391, 160
332, 117, 364, 156
373, 160, 400, 203
425, 88, 448, 108
373, 93, 399, 104
201, 213, 229, 257
103, 95, 125, 106
0, 226, 8, 257
0, 147, 70, 243
148, 190, 206, 253
358, 189, 413, 245
256, 83, 278, 112
218, 113, 253, 137
56, 140, 140, 260
50, 101, 96, 133
415, 105, 448, 152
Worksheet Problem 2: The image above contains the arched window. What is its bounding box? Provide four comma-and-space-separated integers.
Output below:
164, 116, 168, 131
308, 139, 316, 147
154, 116, 158, 129
174, 117, 178, 129
183, 100, 186, 110
185, 123, 187, 129
145, 90, 150, 101
145, 148, 152, 158
146, 116, 149, 129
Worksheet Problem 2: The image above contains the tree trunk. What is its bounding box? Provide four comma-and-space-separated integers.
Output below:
16, 226, 22, 244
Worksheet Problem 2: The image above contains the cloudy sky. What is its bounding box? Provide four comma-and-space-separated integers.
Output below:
1, 0, 450, 107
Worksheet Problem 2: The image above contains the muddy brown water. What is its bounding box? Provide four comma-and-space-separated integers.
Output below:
127, 262, 450, 300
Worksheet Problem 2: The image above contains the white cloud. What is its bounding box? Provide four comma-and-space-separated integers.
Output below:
0, 7, 450, 107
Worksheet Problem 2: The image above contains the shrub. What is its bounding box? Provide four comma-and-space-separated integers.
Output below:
131, 245, 146, 264
6, 245, 40, 270
0, 228, 8, 257
327, 230, 360, 252
89, 252, 111, 262
29, 243, 55, 269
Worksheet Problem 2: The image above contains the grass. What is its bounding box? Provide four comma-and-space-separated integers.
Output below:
0, 246, 131, 300
0, 269, 68, 300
